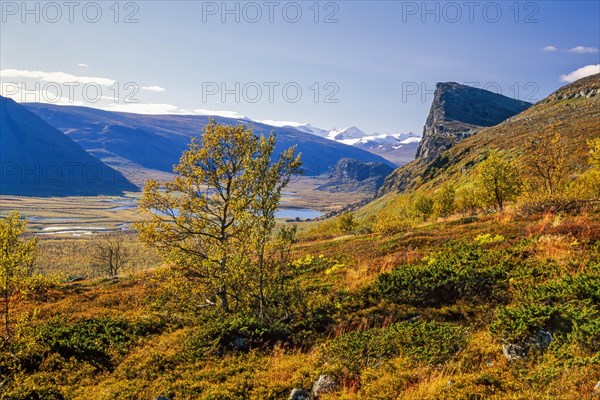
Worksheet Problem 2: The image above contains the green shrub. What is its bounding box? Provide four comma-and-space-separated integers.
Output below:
187, 314, 292, 358
291, 254, 341, 273
34, 317, 160, 370
433, 184, 456, 218
473, 233, 505, 245
338, 212, 358, 234
372, 210, 411, 235
375, 242, 509, 306
300, 218, 341, 241
490, 270, 600, 354
455, 184, 484, 215
20, 273, 63, 300
412, 193, 434, 221
323, 320, 467, 379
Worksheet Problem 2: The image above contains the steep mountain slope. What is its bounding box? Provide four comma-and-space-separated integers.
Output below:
0, 96, 137, 196
415, 82, 532, 162
378, 74, 600, 196
23, 104, 395, 180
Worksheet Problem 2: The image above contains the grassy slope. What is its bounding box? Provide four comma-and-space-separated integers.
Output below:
2, 76, 599, 400
5, 212, 600, 399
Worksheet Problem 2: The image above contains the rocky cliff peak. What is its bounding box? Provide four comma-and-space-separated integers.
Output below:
415, 82, 532, 161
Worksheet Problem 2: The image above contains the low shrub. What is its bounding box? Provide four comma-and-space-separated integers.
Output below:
291, 254, 342, 273
19, 273, 63, 301
490, 268, 600, 355
473, 233, 505, 245
375, 242, 509, 307
187, 314, 292, 358
338, 212, 358, 234
34, 316, 161, 370
323, 320, 467, 380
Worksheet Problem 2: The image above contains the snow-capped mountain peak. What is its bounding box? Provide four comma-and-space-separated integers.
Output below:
259, 119, 421, 166
329, 126, 367, 140
289, 123, 331, 138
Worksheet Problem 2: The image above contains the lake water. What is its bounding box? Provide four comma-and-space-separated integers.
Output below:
275, 208, 323, 220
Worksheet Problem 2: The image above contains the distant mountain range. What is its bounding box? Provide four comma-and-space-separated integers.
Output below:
278, 123, 421, 165
23, 104, 396, 186
0, 96, 137, 196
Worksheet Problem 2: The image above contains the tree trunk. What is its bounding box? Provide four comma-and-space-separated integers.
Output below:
219, 253, 230, 313
258, 244, 265, 320
3, 289, 9, 342
218, 286, 230, 313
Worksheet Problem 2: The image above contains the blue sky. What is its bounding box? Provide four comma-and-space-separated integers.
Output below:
1, 1, 599, 134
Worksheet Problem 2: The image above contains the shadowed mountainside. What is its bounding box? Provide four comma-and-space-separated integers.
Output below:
0, 96, 137, 196
317, 158, 394, 193
23, 104, 396, 182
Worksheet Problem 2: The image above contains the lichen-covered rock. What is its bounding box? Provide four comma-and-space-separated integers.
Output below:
531, 330, 552, 349
312, 375, 337, 398
502, 330, 553, 361
288, 388, 311, 400
232, 336, 248, 351
502, 343, 527, 361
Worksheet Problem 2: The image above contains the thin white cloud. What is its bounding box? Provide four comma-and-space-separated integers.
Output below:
102, 103, 186, 114
568, 46, 599, 54
543, 45, 557, 52
560, 64, 600, 83
141, 85, 166, 92
192, 108, 246, 119
77, 63, 89, 68
0, 69, 115, 86
0, 84, 85, 105
257, 119, 306, 127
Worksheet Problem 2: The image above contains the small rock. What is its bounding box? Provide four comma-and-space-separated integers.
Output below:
531, 330, 552, 349
502, 343, 526, 361
232, 336, 248, 351
593, 380, 600, 395
154, 397, 170, 400
288, 388, 311, 400
312, 374, 337, 398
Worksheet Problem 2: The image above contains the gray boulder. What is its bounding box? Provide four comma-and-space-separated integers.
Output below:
288, 388, 311, 400
502, 330, 553, 361
593, 380, 600, 396
502, 343, 526, 361
531, 330, 552, 349
312, 374, 337, 398
232, 336, 249, 351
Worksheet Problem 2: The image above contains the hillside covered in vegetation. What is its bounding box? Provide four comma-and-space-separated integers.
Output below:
1, 76, 599, 400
